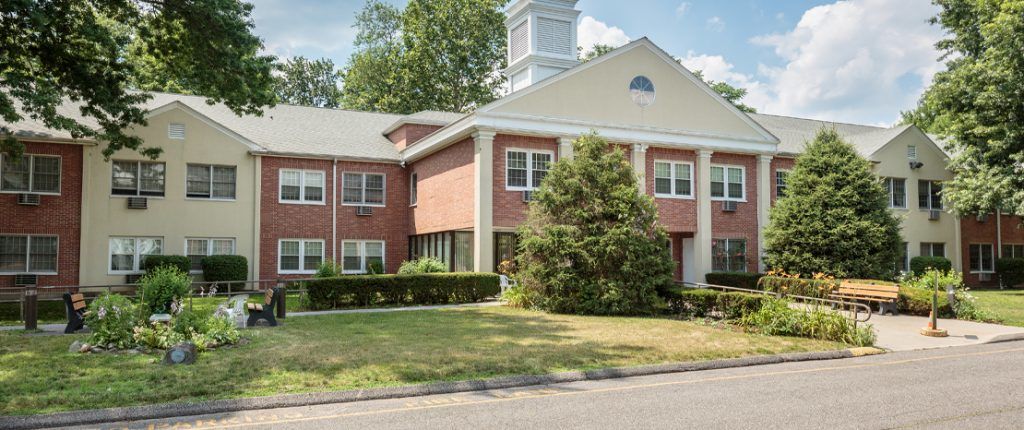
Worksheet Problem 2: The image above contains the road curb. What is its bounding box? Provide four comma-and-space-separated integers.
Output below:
0, 347, 883, 430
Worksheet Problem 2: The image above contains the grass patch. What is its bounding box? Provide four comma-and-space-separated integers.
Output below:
0, 306, 843, 416
972, 289, 1024, 327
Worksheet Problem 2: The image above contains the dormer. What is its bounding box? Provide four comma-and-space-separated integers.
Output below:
504, 0, 581, 92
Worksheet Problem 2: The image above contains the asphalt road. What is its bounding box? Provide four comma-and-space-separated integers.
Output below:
60, 342, 1024, 430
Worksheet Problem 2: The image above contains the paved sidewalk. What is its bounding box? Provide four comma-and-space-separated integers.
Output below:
868, 314, 1024, 351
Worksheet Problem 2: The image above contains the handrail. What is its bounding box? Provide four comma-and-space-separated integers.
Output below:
678, 281, 873, 325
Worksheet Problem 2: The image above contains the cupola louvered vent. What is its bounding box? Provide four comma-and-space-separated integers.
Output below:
510, 21, 529, 61
168, 123, 186, 140
536, 17, 572, 56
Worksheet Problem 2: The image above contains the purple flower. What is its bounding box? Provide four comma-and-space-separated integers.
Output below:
96, 306, 107, 320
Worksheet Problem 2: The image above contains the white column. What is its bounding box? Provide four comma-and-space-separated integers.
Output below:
632, 143, 649, 194
757, 154, 773, 272
473, 130, 496, 272
558, 136, 574, 161
694, 150, 714, 280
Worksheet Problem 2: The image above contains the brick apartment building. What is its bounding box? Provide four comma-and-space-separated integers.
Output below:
1, 0, 1020, 289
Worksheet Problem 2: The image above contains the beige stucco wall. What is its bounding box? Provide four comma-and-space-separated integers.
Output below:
79, 107, 259, 285
490, 45, 767, 142
870, 129, 960, 270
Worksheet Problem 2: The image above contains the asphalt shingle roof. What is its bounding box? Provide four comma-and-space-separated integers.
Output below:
748, 113, 912, 158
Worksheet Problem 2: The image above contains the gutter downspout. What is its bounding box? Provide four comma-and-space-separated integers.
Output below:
333, 159, 338, 265
996, 209, 1003, 258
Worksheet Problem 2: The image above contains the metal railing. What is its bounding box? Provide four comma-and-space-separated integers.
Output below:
678, 281, 873, 326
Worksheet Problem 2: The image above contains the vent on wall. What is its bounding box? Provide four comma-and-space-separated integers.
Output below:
14, 274, 37, 286
509, 20, 529, 61
17, 193, 40, 206
907, 145, 917, 160
168, 123, 186, 140
536, 17, 572, 56
127, 197, 148, 209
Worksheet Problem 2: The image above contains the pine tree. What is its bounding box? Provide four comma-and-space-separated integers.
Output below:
763, 129, 902, 279
517, 133, 674, 315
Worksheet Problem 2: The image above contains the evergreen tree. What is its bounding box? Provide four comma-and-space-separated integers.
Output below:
517, 133, 674, 315
763, 129, 902, 279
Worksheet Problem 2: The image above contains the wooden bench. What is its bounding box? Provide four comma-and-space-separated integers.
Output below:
831, 281, 899, 315
246, 288, 280, 327
63, 293, 89, 334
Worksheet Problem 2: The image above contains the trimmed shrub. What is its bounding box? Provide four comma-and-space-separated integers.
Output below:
663, 288, 767, 319
898, 286, 953, 317
910, 256, 952, 276
398, 257, 448, 275
306, 273, 500, 310
705, 272, 763, 290
758, 275, 838, 299
141, 255, 191, 274
996, 258, 1024, 288
201, 255, 248, 284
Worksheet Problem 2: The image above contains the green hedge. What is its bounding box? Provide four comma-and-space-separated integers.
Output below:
910, 256, 952, 275
664, 287, 768, 319
898, 286, 953, 317
306, 273, 500, 309
141, 255, 191, 274
996, 258, 1024, 288
201, 255, 248, 284
705, 272, 763, 290
758, 276, 838, 299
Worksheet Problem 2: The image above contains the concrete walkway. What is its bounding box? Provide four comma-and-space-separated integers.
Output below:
868, 314, 1024, 351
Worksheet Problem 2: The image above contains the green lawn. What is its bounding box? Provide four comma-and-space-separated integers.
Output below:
0, 306, 843, 416
972, 289, 1024, 327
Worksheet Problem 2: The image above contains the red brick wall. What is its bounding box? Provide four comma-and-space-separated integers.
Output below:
646, 147, 697, 233
492, 134, 559, 228
387, 124, 443, 151
710, 153, 760, 273
771, 157, 795, 205
336, 160, 409, 274
960, 214, 1024, 287
0, 141, 83, 287
408, 137, 475, 234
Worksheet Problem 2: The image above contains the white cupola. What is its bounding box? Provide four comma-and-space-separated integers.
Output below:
504, 0, 581, 92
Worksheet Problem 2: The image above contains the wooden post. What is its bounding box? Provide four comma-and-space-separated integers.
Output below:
276, 280, 286, 319
23, 286, 37, 331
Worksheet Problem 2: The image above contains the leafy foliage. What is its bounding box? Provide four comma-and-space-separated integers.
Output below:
517, 132, 674, 315
201, 255, 248, 284
739, 298, 876, 347
274, 56, 342, 108
663, 287, 767, 320
140, 266, 192, 314
763, 129, 903, 279
997, 258, 1024, 288
578, 43, 617, 62
306, 273, 500, 309
398, 257, 448, 274
141, 255, 191, 275
909, 256, 953, 276
84, 293, 142, 349
691, 70, 757, 113
757, 270, 840, 299
704, 272, 763, 290
0, 0, 276, 158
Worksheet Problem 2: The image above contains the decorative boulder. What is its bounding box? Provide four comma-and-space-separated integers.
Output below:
69, 340, 84, 353
163, 342, 198, 365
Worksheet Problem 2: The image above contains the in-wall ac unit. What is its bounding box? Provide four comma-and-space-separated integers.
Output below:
522, 191, 534, 202
928, 210, 941, 221
17, 193, 40, 206
356, 206, 374, 216
979, 273, 993, 282
722, 200, 738, 212
14, 274, 37, 286
127, 197, 148, 209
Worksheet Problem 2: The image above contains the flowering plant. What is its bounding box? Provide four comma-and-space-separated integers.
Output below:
84, 293, 141, 349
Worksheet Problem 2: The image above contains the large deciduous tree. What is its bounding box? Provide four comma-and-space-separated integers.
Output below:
274, 57, 342, 108
341, 0, 507, 114
901, 0, 1024, 216
763, 129, 902, 279
517, 133, 674, 315
1, 0, 276, 158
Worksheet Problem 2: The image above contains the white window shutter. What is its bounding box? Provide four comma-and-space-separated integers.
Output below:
536, 17, 572, 56
510, 20, 529, 61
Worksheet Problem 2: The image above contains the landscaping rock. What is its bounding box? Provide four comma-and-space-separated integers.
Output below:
163, 342, 197, 365
79, 343, 92, 353
69, 341, 83, 353
91, 346, 105, 353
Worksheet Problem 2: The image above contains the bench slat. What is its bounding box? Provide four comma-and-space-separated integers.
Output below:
836, 288, 898, 299
831, 293, 892, 302
72, 301, 87, 311
70, 293, 85, 302
840, 283, 899, 293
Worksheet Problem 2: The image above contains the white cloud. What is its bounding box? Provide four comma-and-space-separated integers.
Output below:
748, 0, 944, 124
706, 16, 725, 32
675, 2, 691, 18
678, 52, 772, 110
577, 16, 630, 53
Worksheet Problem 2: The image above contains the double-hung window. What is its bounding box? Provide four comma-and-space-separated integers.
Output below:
653, 161, 693, 198
279, 170, 325, 204
185, 238, 235, 272
109, 237, 162, 273
775, 170, 789, 198
342, 240, 385, 274
0, 154, 61, 193
342, 172, 386, 206
112, 161, 165, 197
711, 238, 747, 272
1003, 244, 1024, 259
969, 244, 995, 273
278, 239, 323, 274
187, 164, 236, 199
884, 178, 907, 209
710, 165, 744, 201
919, 242, 945, 258
506, 149, 553, 190
0, 235, 58, 273
410, 172, 418, 206
918, 180, 943, 210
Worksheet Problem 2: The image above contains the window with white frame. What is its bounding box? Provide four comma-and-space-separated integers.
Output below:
109, 237, 162, 273
506, 149, 553, 190
710, 165, 744, 201
918, 180, 943, 210
342, 240, 385, 274
775, 170, 789, 198
278, 239, 324, 274
884, 178, 907, 209
1003, 244, 1024, 259
410, 172, 418, 206
653, 161, 693, 198
969, 244, 995, 273
0, 235, 58, 273
186, 164, 236, 199
711, 238, 747, 272
279, 169, 324, 203
920, 242, 945, 258
342, 172, 386, 206
1, 154, 61, 193
185, 238, 235, 272
112, 160, 165, 196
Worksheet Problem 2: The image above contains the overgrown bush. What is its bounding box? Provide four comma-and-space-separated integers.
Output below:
910, 256, 952, 275
201, 255, 248, 284
140, 266, 192, 314
306, 273, 500, 310
84, 294, 141, 349
898, 269, 991, 321
705, 272, 763, 290
739, 298, 876, 347
996, 258, 1024, 288
758, 270, 838, 299
501, 283, 534, 309
398, 257, 448, 275
133, 321, 184, 350
141, 255, 191, 274
663, 288, 767, 319
898, 286, 953, 317
315, 261, 341, 278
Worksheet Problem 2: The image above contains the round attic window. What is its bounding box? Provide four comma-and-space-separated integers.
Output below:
629, 76, 655, 107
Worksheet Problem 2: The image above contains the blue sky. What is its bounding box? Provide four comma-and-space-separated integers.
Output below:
249, 0, 945, 126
